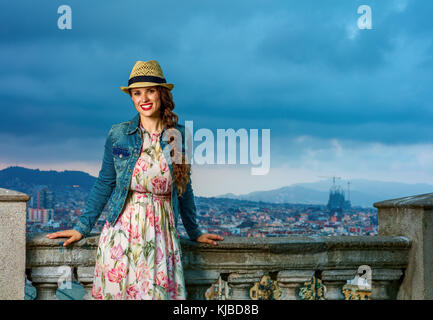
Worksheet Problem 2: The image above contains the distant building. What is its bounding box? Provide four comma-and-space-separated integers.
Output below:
28, 187, 55, 224
327, 184, 351, 220
27, 208, 54, 224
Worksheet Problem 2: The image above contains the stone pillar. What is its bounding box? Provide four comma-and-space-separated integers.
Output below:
0, 188, 30, 300
31, 266, 73, 300
77, 266, 95, 300
184, 269, 221, 300
321, 270, 357, 300
374, 193, 433, 300
228, 271, 264, 300
370, 269, 403, 300
277, 270, 314, 300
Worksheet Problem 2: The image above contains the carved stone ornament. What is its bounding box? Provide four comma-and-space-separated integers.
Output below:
205, 276, 231, 300
298, 275, 326, 300
342, 284, 371, 300
249, 275, 281, 300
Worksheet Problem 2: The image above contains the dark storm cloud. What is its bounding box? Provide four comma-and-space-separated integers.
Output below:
1, 0, 433, 165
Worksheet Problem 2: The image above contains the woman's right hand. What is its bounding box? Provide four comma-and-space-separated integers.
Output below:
46, 230, 83, 247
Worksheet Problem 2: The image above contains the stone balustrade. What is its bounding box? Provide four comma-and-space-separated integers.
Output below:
26, 233, 410, 300
4, 187, 433, 300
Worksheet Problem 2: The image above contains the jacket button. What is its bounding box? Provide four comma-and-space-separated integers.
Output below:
119, 154, 123, 158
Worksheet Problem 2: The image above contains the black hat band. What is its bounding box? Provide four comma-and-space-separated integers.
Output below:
128, 75, 167, 86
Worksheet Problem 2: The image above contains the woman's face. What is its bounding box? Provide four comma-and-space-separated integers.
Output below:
130, 86, 161, 118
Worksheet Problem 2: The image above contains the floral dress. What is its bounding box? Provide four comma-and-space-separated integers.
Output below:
91, 124, 186, 300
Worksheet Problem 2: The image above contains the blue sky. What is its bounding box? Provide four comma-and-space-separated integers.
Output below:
1, 0, 433, 196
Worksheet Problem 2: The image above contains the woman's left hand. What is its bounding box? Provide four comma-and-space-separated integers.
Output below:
196, 233, 224, 245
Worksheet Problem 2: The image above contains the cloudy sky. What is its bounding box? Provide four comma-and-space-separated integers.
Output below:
1, 0, 433, 196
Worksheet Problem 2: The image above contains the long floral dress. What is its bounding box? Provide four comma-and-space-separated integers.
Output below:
91, 124, 186, 300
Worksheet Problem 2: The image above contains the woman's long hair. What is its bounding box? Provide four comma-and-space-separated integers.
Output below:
156, 86, 191, 196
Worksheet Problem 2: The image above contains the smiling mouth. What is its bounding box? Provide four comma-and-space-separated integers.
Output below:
140, 103, 152, 111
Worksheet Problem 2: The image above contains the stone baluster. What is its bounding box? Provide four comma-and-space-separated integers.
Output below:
30, 266, 73, 300
277, 270, 314, 300
77, 266, 95, 300
184, 269, 221, 300
370, 269, 403, 300
227, 270, 264, 300
321, 269, 358, 300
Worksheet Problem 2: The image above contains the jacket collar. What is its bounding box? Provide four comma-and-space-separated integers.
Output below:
126, 112, 179, 135
126, 113, 140, 135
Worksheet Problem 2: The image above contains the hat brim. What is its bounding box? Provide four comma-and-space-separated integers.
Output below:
120, 82, 174, 94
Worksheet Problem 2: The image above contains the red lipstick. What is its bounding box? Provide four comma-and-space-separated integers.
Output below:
140, 103, 152, 111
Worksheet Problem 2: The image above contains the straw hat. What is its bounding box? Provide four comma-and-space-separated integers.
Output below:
120, 60, 174, 94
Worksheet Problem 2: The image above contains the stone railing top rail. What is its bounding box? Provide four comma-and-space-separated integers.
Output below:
27, 233, 411, 271
374, 192, 433, 209
27, 233, 411, 251
0, 187, 30, 202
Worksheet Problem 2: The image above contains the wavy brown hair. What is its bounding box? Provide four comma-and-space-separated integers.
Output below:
156, 86, 191, 196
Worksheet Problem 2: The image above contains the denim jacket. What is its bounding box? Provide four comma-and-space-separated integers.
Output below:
73, 113, 203, 241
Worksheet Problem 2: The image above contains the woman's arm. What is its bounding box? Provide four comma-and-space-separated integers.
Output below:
178, 178, 203, 241
179, 179, 224, 245
72, 127, 116, 238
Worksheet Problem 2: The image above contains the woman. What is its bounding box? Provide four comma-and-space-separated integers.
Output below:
47, 60, 224, 299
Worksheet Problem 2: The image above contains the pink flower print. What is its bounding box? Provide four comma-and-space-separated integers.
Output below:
136, 262, 151, 283
146, 204, 154, 226
120, 206, 132, 231
159, 156, 168, 173
155, 246, 164, 265
126, 284, 140, 300
92, 285, 103, 300
136, 192, 148, 200
115, 292, 122, 300
142, 280, 150, 295
110, 243, 124, 261
155, 219, 161, 235
134, 182, 147, 193
168, 211, 175, 227
174, 253, 180, 264
132, 166, 140, 178
136, 157, 149, 172
154, 197, 163, 207
151, 176, 168, 194
107, 262, 127, 283
167, 257, 174, 280
130, 224, 141, 244
100, 222, 110, 243
94, 261, 102, 278
156, 271, 168, 289
151, 132, 160, 144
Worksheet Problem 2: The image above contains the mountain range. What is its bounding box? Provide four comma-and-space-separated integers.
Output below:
1, 166, 432, 207
217, 179, 433, 207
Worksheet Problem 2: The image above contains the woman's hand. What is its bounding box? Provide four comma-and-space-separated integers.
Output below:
46, 230, 83, 247
196, 233, 224, 246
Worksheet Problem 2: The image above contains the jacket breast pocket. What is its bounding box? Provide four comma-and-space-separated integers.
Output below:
112, 146, 131, 172
113, 146, 131, 159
